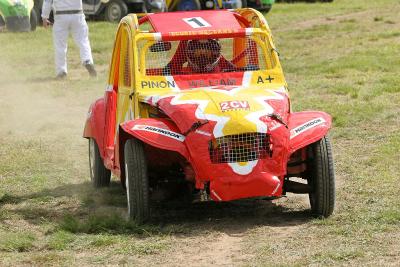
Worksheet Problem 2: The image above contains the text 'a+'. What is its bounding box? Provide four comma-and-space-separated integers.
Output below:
257, 75, 275, 84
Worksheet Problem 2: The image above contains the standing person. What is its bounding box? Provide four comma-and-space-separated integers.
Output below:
41, 0, 97, 79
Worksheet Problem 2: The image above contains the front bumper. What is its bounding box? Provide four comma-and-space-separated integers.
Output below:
210, 170, 283, 201
186, 128, 289, 201
5, 16, 30, 32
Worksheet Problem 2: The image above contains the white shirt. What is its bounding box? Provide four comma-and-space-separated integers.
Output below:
41, 0, 83, 19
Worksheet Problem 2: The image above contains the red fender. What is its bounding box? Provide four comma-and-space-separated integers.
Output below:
288, 111, 332, 153
120, 118, 190, 159
83, 98, 106, 157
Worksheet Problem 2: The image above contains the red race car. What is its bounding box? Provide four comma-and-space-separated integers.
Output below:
84, 8, 335, 223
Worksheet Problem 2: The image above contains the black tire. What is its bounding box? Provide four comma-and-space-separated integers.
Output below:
104, 0, 128, 23
30, 8, 38, 31
33, 0, 43, 23
124, 139, 150, 224
307, 136, 335, 217
89, 138, 111, 188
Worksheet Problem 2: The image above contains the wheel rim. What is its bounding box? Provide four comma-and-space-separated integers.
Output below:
108, 3, 122, 22
89, 139, 95, 181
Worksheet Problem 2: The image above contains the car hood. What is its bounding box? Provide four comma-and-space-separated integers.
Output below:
139, 85, 290, 137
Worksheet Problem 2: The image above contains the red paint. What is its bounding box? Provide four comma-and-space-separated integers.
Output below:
147, 10, 243, 33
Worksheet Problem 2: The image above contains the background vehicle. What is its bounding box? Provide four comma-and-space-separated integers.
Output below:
276, 0, 332, 2
247, 0, 274, 12
148, 0, 273, 13
33, 0, 272, 24
83, 0, 143, 22
33, 0, 143, 23
0, 0, 38, 31
84, 8, 335, 224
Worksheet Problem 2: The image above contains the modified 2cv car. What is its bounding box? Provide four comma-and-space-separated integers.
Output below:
84, 8, 335, 223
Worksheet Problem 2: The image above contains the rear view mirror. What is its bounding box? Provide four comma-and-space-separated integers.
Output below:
149, 41, 172, 52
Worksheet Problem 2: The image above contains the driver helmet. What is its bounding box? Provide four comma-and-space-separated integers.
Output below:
186, 39, 221, 73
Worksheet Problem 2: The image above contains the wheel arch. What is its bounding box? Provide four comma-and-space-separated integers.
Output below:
288, 111, 332, 155
118, 118, 190, 184
83, 98, 106, 159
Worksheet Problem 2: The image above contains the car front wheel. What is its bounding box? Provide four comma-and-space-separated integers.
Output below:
89, 138, 111, 188
307, 136, 335, 217
124, 139, 150, 224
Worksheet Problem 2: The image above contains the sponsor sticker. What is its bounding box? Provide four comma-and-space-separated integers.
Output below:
219, 100, 250, 112
132, 125, 185, 142
290, 117, 325, 139
168, 29, 235, 36
188, 78, 237, 88
140, 80, 176, 89
195, 130, 212, 137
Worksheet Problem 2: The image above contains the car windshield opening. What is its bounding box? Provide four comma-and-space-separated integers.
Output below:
139, 36, 273, 76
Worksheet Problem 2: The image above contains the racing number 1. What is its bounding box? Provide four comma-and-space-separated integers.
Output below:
183, 17, 211, 28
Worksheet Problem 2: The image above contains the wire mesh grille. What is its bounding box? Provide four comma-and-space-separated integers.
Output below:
209, 133, 271, 164
138, 37, 268, 76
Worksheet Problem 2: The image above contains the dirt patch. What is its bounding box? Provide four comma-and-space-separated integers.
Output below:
167, 233, 248, 267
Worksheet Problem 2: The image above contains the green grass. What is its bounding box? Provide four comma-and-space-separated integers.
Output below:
47, 231, 76, 251
59, 213, 161, 235
0, 232, 36, 252
1, 0, 400, 265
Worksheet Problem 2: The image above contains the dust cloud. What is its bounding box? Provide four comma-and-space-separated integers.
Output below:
0, 53, 104, 183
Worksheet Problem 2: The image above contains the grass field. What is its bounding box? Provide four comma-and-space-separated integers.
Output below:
0, 0, 399, 265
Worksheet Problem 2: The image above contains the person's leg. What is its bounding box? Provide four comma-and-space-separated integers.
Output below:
71, 14, 96, 76
53, 15, 70, 77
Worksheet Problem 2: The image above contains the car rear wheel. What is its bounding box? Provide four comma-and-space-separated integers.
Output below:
307, 136, 335, 217
89, 138, 111, 188
124, 139, 150, 224
105, 0, 128, 23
